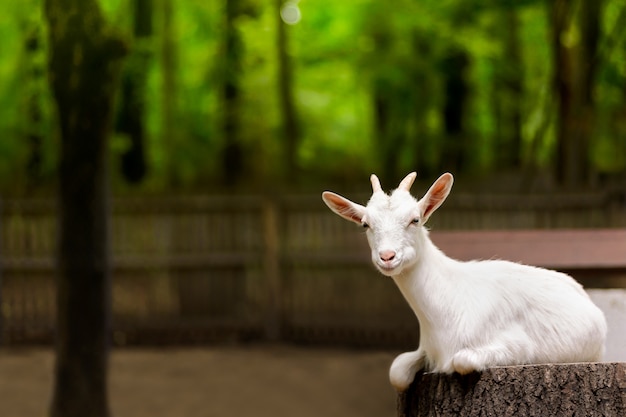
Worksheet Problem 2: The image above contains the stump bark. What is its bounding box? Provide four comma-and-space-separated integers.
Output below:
398, 363, 626, 417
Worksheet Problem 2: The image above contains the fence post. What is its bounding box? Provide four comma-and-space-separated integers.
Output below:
262, 198, 282, 341
0, 197, 3, 345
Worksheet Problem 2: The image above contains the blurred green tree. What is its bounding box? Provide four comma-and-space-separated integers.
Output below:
276, 0, 301, 182
0, 0, 624, 193
549, 0, 603, 187
219, 0, 245, 185
160, 0, 178, 186
491, 7, 524, 171
23, 21, 45, 188
44, 0, 126, 416
116, 0, 152, 184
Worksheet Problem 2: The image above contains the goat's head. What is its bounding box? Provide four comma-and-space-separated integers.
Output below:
322, 172, 453, 276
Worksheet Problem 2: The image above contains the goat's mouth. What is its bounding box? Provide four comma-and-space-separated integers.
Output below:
375, 260, 402, 276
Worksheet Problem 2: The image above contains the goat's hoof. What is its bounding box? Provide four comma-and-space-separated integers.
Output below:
452, 349, 482, 375
389, 352, 422, 391
390, 373, 414, 392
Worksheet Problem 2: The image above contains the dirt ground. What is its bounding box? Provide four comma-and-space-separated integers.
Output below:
0, 345, 399, 417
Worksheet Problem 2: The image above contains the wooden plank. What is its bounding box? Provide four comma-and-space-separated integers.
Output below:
284, 252, 369, 265
431, 229, 626, 269
2, 231, 624, 272
0, 253, 261, 272
263, 200, 282, 341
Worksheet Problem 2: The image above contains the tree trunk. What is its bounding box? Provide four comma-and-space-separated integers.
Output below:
24, 23, 45, 188
161, 0, 178, 186
493, 9, 523, 170
44, 0, 127, 416
398, 363, 626, 417
117, 0, 152, 184
370, 28, 410, 182
410, 32, 436, 179
276, 0, 300, 182
440, 48, 470, 174
220, 0, 244, 186
549, 0, 603, 188
373, 88, 400, 182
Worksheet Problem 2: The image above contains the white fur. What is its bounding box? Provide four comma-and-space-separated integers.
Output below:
322, 172, 607, 391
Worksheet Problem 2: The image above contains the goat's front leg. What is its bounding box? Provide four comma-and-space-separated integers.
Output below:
389, 348, 426, 391
451, 327, 531, 375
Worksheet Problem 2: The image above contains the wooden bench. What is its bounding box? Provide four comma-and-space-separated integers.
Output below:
431, 228, 626, 285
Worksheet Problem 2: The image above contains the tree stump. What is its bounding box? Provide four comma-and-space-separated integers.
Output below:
398, 363, 626, 417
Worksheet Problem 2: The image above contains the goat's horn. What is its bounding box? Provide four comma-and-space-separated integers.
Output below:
370, 174, 383, 193
398, 172, 417, 191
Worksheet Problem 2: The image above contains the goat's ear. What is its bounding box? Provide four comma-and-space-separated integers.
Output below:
322, 191, 366, 225
419, 173, 453, 223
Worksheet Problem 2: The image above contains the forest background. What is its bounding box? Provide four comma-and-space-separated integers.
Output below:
1, 0, 626, 195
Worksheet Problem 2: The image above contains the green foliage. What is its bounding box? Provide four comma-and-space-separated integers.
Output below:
1, 0, 625, 194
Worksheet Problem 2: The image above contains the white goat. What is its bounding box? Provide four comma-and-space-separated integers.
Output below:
322, 172, 607, 391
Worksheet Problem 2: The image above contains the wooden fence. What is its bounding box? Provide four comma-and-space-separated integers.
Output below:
0, 190, 625, 346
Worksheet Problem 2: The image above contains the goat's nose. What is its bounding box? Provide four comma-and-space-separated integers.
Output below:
379, 250, 396, 262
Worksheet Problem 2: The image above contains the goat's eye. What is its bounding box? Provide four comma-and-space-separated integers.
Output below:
410, 218, 420, 225
362, 222, 369, 229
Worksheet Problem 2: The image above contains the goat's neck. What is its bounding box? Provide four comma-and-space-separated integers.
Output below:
391, 232, 456, 328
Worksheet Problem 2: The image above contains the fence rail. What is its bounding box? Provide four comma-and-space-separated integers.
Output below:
1, 191, 625, 346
